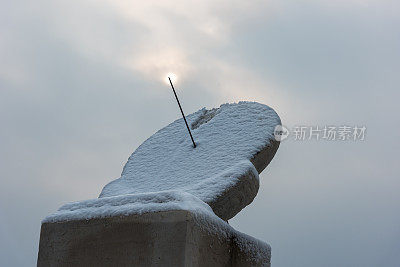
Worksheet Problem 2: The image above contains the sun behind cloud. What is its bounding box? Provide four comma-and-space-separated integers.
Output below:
165, 72, 178, 85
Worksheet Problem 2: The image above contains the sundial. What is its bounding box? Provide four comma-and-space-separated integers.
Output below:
38, 79, 282, 266
100, 100, 281, 220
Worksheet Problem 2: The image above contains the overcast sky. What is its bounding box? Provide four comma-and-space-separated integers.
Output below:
1, 0, 399, 266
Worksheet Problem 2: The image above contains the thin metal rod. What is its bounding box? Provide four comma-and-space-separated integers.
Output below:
168, 77, 196, 148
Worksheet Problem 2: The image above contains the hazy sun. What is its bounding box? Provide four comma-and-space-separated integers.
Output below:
165, 72, 178, 85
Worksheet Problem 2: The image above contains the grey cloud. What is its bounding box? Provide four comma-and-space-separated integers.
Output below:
1, 1, 399, 266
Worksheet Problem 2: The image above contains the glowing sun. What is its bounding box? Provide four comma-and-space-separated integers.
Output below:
165, 72, 178, 85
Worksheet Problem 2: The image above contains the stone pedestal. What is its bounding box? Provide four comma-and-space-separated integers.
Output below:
38, 210, 270, 266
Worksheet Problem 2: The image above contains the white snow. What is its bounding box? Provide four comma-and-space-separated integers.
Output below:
45, 101, 280, 225
43, 190, 214, 223
100, 101, 281, 203
43, 101, 277, 265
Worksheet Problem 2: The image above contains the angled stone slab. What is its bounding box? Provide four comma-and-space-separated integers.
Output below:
100, 102, 281, 220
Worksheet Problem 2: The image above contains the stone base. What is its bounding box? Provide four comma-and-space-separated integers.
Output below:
38, 210, 270, 266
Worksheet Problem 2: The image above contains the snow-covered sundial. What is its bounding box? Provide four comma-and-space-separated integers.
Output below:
100, 101, 281, 220
39, 82, 282, 266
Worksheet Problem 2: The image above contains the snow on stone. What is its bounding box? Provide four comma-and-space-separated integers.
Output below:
100, 101, 281, 203
43, 102, 278, 263
44, 101, 280, 222
44, 190, 271, 264
43, 191, 214, 223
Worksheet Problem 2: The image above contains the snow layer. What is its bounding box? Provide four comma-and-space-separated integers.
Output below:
42, 102, 277, 265
100, 101, 281, 202
44, 191, 213, 223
